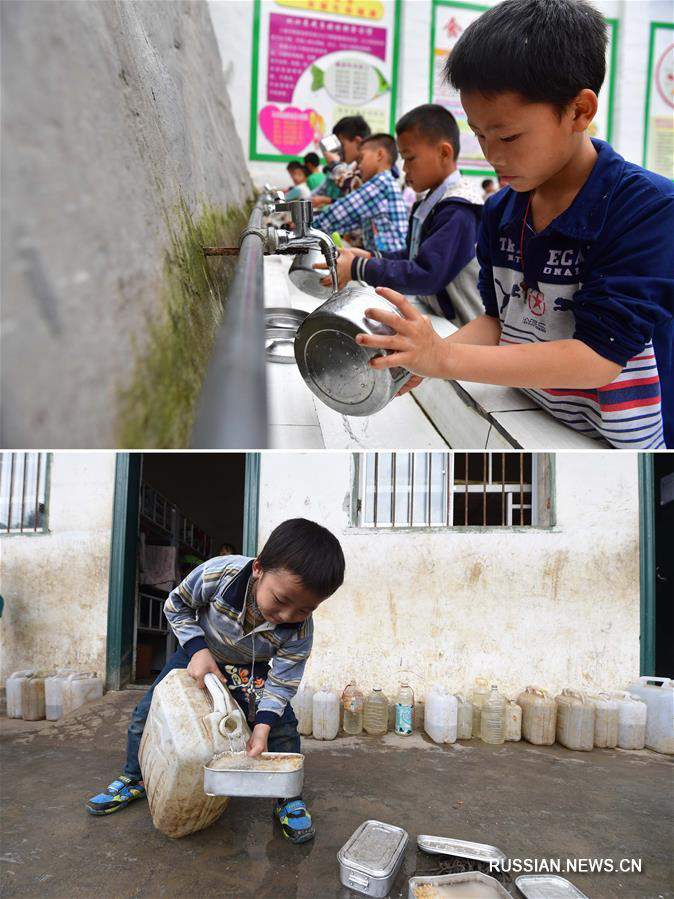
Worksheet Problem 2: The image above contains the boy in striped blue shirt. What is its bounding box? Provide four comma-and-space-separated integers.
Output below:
86, 518, 345, 844
313, 133, 408, 255
356, 0, 673, 448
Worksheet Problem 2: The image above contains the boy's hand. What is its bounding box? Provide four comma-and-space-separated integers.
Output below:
187, 648, 228, 689
315, 248, 372, 289
246, 723, 271, 758
355, 288, 449, 379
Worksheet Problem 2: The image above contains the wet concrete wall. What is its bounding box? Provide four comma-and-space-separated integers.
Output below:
258, 452, 641, 699
1, 1, 253, 447
0, 454, 116, 682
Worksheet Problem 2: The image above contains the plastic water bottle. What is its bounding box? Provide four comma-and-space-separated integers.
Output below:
342, 681, 364, 735
480, 684, 506, 744
364, 687, 388, 735
395, 683, 414, 735
456, 695, 474, 739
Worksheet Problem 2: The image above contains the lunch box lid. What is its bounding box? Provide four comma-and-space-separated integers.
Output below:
338, 819, 409, 879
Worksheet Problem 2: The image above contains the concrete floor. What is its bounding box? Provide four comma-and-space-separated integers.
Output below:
1, 692, 672, 899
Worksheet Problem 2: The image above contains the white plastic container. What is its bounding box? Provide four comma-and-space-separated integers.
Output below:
625, 676, 674, 754
517, 686, 557, 746
556, 689, 594, 751
505, 699, 522, 741
588, 694, 619, 748
312, 688, 340, 740
481, 684, 506, 744
602, 691, 647, 750
423, 684, 458, 744
6, 670, 34, 718
455, 695, 473, 739
471, 676, 490, 736
45, 669, 78, 721
62, 672, 103, 716
21, 675, 46, 720
138, 669, 249, 838
291, 684, 315, 736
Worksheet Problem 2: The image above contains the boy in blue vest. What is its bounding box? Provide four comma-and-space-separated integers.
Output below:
318, 104, 485, 325
85, 518, 345, 844
356, 0, 674, 448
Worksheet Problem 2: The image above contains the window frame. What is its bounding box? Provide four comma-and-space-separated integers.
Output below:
351, 452, 556, 531
0, 452, 52, 536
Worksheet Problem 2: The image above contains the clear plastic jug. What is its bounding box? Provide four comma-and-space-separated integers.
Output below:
588, 694, 619, 748
395, 683, 414, 735
505, 699, 522, 741
21, 674, 46, 720
455, 694, 473, 740
471, 676, 490, 736
364, 687, 389, 736
517, 686, 557, 745
342, 681, 364, 735
625, 677, 674, 754
62, 672, 104, 716
556, 688, 594, 751
480, 685, 506, 744
312, 688, 340, 740
139, 669, 249, 838
424, 684, 458, 744
6, 670, 34, 718
45, 669, 78, 720
602, 690, 647, 750
291, 684, 315, 737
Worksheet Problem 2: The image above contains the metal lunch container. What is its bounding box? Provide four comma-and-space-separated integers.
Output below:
408, 871, 514, 898
203, 751, 304, 799
265, 307, 307, 364
294, 285, 412, 416
337, 819, 409, 897
288, 247, 334, 300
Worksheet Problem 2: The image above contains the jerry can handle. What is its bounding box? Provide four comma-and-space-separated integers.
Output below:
561, 688, 586, 702
9, 670, 34, 679
637, 676, 672, 687
204, 672, 232, 713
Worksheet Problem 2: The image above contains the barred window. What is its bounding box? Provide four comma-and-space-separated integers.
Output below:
357, 453, 539, 528
0, 453, 51, 534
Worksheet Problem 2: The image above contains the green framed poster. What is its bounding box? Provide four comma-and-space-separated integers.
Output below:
249, 0, 401, 163
643, 21, 674, 179
429, 0, 618, 176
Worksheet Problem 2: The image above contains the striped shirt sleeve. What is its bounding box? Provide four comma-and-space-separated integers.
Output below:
163, 562, 214, 654
256, 618, 314, 723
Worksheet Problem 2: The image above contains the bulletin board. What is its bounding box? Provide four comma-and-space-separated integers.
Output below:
643, 21, 674, 179
429, 0, 618, 176
249, 0, 401, 163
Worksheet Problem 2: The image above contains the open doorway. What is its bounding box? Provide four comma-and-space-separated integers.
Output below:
654, 454, 674, 678
133, 453, 246, 684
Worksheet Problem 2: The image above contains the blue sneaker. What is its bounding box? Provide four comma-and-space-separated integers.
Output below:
274, 797, 315, 844
86, 775, 146, 816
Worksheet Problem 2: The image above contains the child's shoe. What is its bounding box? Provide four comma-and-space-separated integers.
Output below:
274, 797, 315, 844
86, 775, 146, 815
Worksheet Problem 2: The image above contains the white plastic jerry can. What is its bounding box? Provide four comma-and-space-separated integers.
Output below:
61, 672, 104, 716
602, 691, 647, 750
45, 669, 78, 720
291, 684, 315, 736
588, 694, 619, 748
455, 695, 474, 740
505, 700, 522, 741
312, 688, 340, 740
6, 670, 34, 718
555, 688, 594, 751
139, 669, 250, 838
423, 684, 458, 744
625, 676, 674, 755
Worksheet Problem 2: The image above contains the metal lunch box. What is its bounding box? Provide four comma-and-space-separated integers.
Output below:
265, 307, 307, 364
408, 871, 514, 898
203, 751, 304, 799
515, 875, 589, 898
337, 819, 409, 897
294, 285, 412, 416
288, 247, 334, 300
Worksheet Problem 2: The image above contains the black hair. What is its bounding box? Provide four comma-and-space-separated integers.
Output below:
395, 104, 461, 160
361, 133, 398, 166
333, 115, 371, 141
257, 518, 345, 598
218, 542, 237, 555
481, 178, 494, 190
303, 152, 320, 168
444, 0, 607, 111
287, 161, 309, 177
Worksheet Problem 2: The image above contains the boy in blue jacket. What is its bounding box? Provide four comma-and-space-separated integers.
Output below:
86, 518, 345, 845
321, 105, 484, 325
356, 0, 673, 448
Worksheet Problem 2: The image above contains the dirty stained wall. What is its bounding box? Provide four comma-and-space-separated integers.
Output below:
1, 1, 253, 448
258, 452, 641, 700
0, 454, 116, 683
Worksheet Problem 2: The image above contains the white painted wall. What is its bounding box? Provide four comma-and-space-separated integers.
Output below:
0, 453, 116, 684
209, 0, 672, 188
258, 452, 641, 701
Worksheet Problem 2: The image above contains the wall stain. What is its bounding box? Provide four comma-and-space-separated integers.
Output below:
543, 551, 569, 601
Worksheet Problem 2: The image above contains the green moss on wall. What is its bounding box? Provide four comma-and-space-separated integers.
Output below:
117, 198, 253, 448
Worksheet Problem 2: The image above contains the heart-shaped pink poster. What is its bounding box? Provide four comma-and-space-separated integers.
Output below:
258, 105, 317, 155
